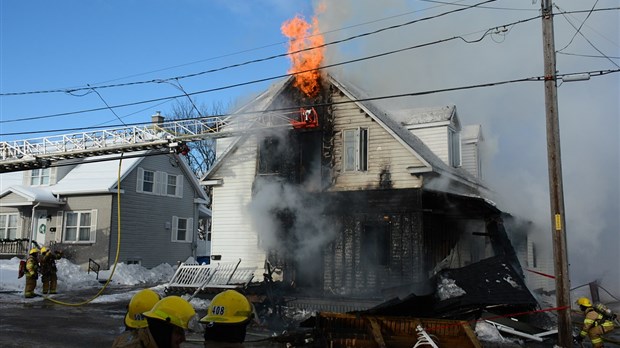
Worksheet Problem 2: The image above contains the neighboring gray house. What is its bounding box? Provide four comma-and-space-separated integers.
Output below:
202, 75, 520, 298
0, 151, 210, 270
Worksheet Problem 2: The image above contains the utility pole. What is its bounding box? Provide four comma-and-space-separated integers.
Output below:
540, 1, 572, 346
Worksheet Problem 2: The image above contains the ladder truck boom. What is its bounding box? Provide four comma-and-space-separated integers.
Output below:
1, 108, 319, 173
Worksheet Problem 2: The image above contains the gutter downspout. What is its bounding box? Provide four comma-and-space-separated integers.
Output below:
27, 202, 41, 257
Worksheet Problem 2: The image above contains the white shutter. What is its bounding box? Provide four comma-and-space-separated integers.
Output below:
49, 167, 57, 185
136, 168, 144, 193
16, 215, 23, 239
56, 211, 64, 242
89, 209, 98, 243
176, 175, 184, 198
171, 216, 179, 242
186, 218, 193, 242
156, 171, 166, 196
23, 171, 31, 186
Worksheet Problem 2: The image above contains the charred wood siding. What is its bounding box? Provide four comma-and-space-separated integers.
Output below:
321, 189, 425, 297
330, 91, 424, 191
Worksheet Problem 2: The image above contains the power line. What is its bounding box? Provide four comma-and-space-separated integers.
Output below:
556, 0, 599, 53
55, 0, 471, 89
555, 4, 620, 69
557, 51, 620, 60
417, 0, 538, 11
2, 68, 618, 138
0, 13, 541, 124
0, 0, 499, 97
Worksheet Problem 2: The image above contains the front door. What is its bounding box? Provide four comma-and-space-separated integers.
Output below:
35, 210, 47, 247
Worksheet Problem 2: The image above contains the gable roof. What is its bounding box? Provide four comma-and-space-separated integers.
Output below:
1, 151, 208, 203
204, 74, 483, 193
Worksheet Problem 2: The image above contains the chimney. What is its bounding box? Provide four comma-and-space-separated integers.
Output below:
151, 111, 164, 125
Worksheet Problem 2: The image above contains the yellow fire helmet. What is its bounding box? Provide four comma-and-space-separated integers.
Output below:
576, 297, 592, 307
200, 290, 253, 324
143, 295, 196, 330
40, 247, 48, 254
125, 289, 161, 329
29, 247, 39, 255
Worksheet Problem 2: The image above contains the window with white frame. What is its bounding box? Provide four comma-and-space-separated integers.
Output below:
137, 168, 183, 197
63, 210, 97, 243
166, 175, 178, 196
449, 128, 461, 167
30, 168, 51, 186
172, 216, 193, 242
343, 128, 368, 172
0, 213, 19, 239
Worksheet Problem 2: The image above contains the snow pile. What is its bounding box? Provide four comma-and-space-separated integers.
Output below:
99, 262, 176, 286
475, 321, 523, 346
0, 257, 174, 293
436, 276, 466, 300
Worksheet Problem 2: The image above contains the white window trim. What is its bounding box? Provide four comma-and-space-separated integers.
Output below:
449, 128, 461, 168
171, 216, 193, 243
136, 167, 183, 198
29, 168, 51, 186
343, 128, 369, 172
0, 213, 20, 239
62, 209, 97, 244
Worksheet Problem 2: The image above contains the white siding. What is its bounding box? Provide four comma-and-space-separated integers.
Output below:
411, 126, 450, 164
210, 137, 266, 274
331, 92, 424, 191
461, 142, 480, 178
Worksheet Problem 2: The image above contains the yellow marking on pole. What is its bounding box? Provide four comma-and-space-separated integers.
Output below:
555, 214, 562, 231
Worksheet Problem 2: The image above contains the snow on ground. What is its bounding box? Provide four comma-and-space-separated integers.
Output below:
0, 257, 210, 310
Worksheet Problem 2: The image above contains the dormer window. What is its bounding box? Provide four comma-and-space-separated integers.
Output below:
30, 168, 50, 186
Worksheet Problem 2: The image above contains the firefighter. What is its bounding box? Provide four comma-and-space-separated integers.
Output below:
123, 289, 161, 331
200, 290, 254, 346
112, 295, 195, 348
39, 246, 62, 294
575, 297, 616, 347
24, 247, 40, 298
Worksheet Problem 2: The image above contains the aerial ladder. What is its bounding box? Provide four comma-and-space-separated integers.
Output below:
0, 108, 319, 173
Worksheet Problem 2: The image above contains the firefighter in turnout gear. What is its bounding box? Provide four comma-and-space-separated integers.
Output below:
39, 246, 62, 294
576, 297, 616, 347
200, 290, 254, 346
112, 295, 195, 348
24, 247, 40, 298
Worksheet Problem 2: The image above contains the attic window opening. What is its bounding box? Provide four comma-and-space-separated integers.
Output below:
343, 128, 368, 172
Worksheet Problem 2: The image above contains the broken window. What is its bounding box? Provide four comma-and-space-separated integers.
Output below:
343, 128, 368, 172
362, 222, 390, 266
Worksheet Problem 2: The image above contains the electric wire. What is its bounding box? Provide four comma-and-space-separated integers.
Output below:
1, 0, 495, 97
1, 68, 617, 138
0, 13, 542, 125
418, 0, 539, 11
65, 0, 470, 89
2, 7, 617, 125
557, 51, 620, 60
556, 0, 600, 53
554, 4, 620, 69
88, 85, 127, 126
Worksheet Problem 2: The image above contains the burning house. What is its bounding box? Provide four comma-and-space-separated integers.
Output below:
199, 15, 534, 316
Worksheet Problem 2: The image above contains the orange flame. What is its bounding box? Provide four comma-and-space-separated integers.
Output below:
281, 15, 324, 98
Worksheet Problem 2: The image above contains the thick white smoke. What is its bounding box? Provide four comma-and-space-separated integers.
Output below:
315, 0, 619, 292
